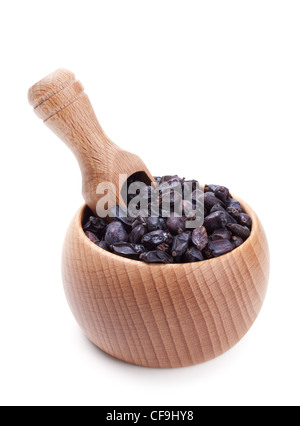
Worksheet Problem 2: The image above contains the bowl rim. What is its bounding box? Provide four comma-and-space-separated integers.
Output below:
77, 195, 258, 269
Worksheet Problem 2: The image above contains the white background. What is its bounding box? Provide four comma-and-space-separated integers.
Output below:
0, 0, 299, 407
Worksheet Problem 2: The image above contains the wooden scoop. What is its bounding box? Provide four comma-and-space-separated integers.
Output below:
28, 69, 155, 216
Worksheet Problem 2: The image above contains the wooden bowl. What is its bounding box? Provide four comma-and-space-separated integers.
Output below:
62, 198, 270, 368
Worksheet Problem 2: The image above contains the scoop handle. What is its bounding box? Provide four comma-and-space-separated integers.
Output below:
28, 69, 119, 213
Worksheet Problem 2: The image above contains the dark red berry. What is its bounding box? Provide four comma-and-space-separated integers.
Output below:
204, 192, 225, 210
183, 247, 204, 262
224, 211, 237, 224
105, 221, 129, 247
140, 250, 174, 264
166, 216, 186, 235
210, 204, 226, 214
110, 205, 134, 229
210, 228, 232, 241
226, 198, 243, 213
226, 207, 240, 219
132, 215, 147, 229
142, 230, 169, 249
204, 211, 227, 234
236, 213, 252, 228
112, 243, 145, 260
83, 216, 107, 238
205, 239, 234, 257
147, 217, 166, 232
227, 223, 251, 240
231, 236, 244, 248
171, 232, 191, 257
129, 224, 147, 244
215, 186, 230, 203
85, 231, 100, 244
192, 226, 208, 250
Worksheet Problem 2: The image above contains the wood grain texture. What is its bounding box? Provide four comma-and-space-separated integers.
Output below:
62, 199, 270, 368
28, 69, 154, 215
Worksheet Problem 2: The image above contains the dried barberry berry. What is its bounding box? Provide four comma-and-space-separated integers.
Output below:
140, 250, 174, 264
215, 186, 230, 203
224, 211, 237, 224
142, 230, 169, 249
210, 204, 226, 214
226, 198, 243, 213
112, 243, 145, 260
171, 232, 191, 257
129, 224, 147, 244
166, 216, 186, 235
85, 231, 100, 244
236, 213, 252, 228
205, 239, 234, 257
204, 192, 224, 210
204, 211, 227, 234
227, 223, 251, 240
210, 228, 232, 241
182, 200, 195, 218
110, 205, 135, 229
147, 217, 167, 232
191, 226, 208, 250
83, 216, 107, 238
146, 217, 160, 231
231, 236, 244, 248
105, 221, 129, 247
132, 215, 147, 229
183, 247, 204, 262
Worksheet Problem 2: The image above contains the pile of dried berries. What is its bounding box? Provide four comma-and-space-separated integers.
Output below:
83, 176, 252, 264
